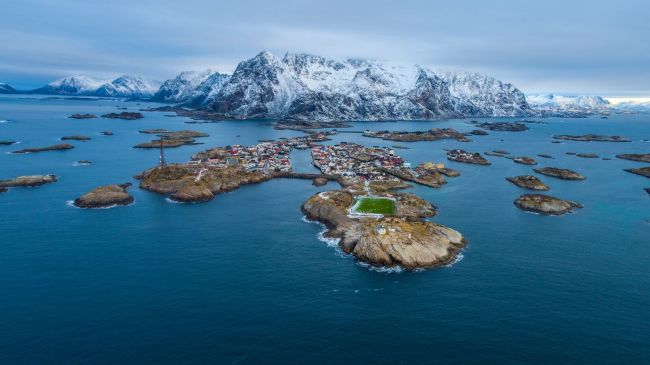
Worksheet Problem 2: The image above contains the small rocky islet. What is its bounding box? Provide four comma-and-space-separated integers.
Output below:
534, 167, 586, 180
552, 134, 631, 142
506, 175, 550, 191
12, 143, 74, 154
61, 135, 91, 141
0, 140, 18, 146
511, 156, 537, 165
514, 194, 583, 215
470, 121, 529, 132
446, 149, 491, 165
68, 113, 97, 119
363, 128, 471, 142
73, 183, 134, 208
625, 167, 650, 178
101, 112, 144, 120
0, 174, 57, 189
134, 130, 210, 149
616, 153, 650, 163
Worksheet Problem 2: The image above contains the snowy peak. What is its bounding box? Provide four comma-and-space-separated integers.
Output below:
153, 69, 215, 103
201, 51, 531, 121
527, 94, 611, 115
93, 75, 159, 97
443, 71, 530, 117
0, 82, 18, 94
30, 75, 108, 95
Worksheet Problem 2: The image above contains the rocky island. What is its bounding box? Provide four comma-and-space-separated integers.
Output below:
576, 153, 599, 158
61, 135, 91, 141
274, 120, 351, 131
134, 130, 209, 149
101, 131, 114, 136
625, 167, 650, 178
552, 134, 631, 142
470, 121, 528, 132
446, 149, 491, 165
0, 174, 57, 189
511, 156, 537, 165
506, 175, 550, 191
69, 113, 97, 119
514, 194, 582, 215
0, 140, 17, 146
616, 154, 650, 163
102, 112, 144, 120
534, 167, 586, 180
12, 143, 74, 154
74, 183, 134, 208
363, 128, 471, 142
302, 190, 466, 269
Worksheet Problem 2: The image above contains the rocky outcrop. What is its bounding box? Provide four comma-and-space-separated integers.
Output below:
552, 134, 631, 142
363, 128, 471, 142
0, 140, 17, 146
73, 183, 134, 208
446, 149, 491, 165
616, 154, 650, 163
0, 174, 57, 188
101, 131, 114, 136
138, 164, 272, 203
625, 167, 650, 178
514, 194, 582, 215
506, 175, 549, 191
470, 121, 528, 131
312, 177, 328, 186
534, 167, 586, 180
61, 135, 91, 141
576, 153, 599, 158
134, 130, 209, 149
101, 112, 144, 120
12, 144, 74, 154
512, 156, 537, 165
301, 190, 465, 269
69, 114, 97, 119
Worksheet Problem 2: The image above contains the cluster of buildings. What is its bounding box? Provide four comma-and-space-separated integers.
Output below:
190, 133, 333, 173
311, 142, 407, 179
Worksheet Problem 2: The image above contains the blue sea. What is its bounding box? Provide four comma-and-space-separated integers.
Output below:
1, 95, 649, 364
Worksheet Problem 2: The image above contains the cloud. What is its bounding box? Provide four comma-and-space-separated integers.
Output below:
1, 0, 649, 95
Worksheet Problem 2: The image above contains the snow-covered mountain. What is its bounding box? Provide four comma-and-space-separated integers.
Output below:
93, 75, 159, 97
190, 51, 532, 121
29, 75, 109, 95
0, 83, 18, 94
527, 94, 611, 115
443, 72, 530, 117
152, 69, 230, 105
613, 101, 650, 113
29, 75, 158, 97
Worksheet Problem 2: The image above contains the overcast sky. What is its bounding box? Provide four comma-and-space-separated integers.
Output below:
2, 0, 648, 96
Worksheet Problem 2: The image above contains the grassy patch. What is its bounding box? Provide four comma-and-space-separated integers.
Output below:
354, 197, 396, 215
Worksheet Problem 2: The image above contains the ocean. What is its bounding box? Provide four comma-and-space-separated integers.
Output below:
1, 94, 649, 364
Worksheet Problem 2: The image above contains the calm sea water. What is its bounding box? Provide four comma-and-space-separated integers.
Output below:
1, 95, 649, 364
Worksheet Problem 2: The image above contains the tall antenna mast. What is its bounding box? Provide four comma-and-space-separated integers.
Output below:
159, 139, 166, 167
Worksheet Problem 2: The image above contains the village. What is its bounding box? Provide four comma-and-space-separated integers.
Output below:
311, 142, 409, 179
189, 132, 334, 173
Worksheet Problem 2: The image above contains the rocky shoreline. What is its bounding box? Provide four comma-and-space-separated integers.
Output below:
74, 183, 134, 208
514, 194, 582, 215
506, 175, 549, 191
534, 167, 586, 180
552, 134, 631, 142
12, 144, 74, 154
625, 167, 650, 178
616, 154, 650, 163
302, 189, 466, 269
363, 128, 471, 142
102, 112, 144, 120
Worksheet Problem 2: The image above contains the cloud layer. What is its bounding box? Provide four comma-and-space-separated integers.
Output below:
2, 0, 648, 96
